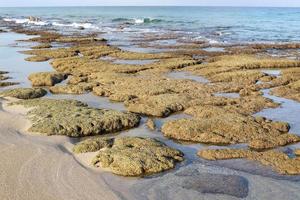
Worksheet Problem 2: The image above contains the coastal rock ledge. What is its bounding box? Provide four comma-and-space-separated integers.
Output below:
10, 99, 141, 137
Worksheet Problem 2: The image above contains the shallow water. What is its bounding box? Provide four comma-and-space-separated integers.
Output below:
255, 89, 300, 135
0, 32, 128, 112
45, 92, 126, 111
203, 47, 225, 52
100, 56, 158, 65
262, 69, 281, 77
214, 92, 240, 98
113, 59, 158, 65
0, 32, 53, 89
119, 45, 170, 53
167, 71, 210, 83
2, 7, 300, 45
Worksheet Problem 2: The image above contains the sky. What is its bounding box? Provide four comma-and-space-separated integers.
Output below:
0, 0, 299, 7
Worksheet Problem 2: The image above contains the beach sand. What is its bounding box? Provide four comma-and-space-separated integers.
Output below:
0, 99, 126, 200
1, 97, 300, 200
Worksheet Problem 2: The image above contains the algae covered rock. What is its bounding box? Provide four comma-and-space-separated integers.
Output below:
73, 137, 114, 154
22, 48, 78, 59
294, 149, 300, 156
11, 99, 140, 137
198, 149, 252, 160
198, 148, 300, 175
0, 81, 19, 87
49, 82, 96, 94
162, 105, 298, 150
28, 72, 67, 86
125, 94, 191, 117
92, 137, 184, 176
0, 71, 9, 81
0, 71, 18, 87
25, 55, 50, 62
31, 43, 52, 49
0, 88, 47, 99
146, 118, 156, 130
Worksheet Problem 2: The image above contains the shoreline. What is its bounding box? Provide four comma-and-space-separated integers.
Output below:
1, 21, 300, 199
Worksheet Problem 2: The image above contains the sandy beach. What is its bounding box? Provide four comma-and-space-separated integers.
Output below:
1, 6, 300, 199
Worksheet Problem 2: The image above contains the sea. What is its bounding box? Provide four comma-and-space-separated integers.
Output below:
0, 6, 300, 46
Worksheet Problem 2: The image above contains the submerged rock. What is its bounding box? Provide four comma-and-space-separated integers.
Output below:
10, 99, 140, 137
0, 88, 47, 99
131, 166, 249, 199
0, 76, 10, 81
0, 71, 18, 87
0, 82, 18, 87
28, 72, 67, 86
91, 137, 184, 176
175, 171, 249, 198
198, 149, 300, 175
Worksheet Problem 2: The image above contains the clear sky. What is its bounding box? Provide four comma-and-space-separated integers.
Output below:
0, 0, 299, 7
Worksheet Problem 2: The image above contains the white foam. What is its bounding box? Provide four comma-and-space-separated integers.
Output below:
134, 19, 144, 24
28, 21, 48, 26
207, 38, 219, 44
52, 22, 98, 29
3, 18, 48, 26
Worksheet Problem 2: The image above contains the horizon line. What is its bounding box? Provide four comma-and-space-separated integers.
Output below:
1, 5, 300, 8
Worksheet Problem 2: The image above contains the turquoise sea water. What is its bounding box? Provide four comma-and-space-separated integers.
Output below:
0, 6, 300, 44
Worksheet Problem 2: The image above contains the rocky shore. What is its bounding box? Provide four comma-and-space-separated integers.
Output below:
1, 25, 300, 199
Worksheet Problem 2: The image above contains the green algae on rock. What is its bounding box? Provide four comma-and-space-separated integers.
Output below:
162, 105, 299, 150
73, 137, 114, 154
91, 137, 184, 176
10, 99, 140, 137
25, 55, 50, 62
0, 88, 47, 99
28, 72, 68, 86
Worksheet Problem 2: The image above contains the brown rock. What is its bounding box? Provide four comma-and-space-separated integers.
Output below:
92, 137, 184, 176
28, 72, 67, 86
146, 118, 156, 130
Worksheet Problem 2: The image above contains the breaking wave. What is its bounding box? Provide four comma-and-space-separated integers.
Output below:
112, 17, 163, 24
